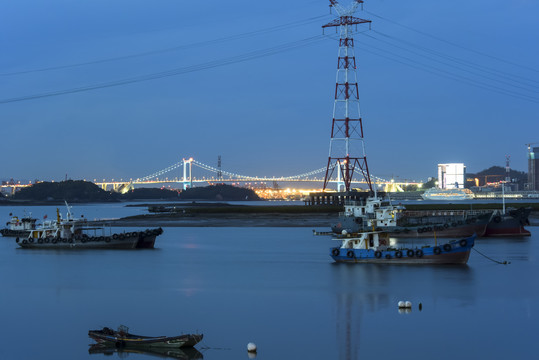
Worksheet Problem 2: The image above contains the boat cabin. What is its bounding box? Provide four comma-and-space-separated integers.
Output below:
342, 197, 403, 228
336, 231, 389, 251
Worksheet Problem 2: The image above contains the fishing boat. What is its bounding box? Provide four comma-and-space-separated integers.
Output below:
484, 207, 531, 237
330, 231, 475, 264
16, 227, 163, 249
15, 205, 162, 249
89, 326, 203, 349
0, 213, 38, 237
331, 196, 491, 238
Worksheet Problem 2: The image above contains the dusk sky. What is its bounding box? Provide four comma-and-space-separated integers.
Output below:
1, 0, 538, 184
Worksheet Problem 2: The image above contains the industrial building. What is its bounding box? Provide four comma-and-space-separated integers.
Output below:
438, 163, 466, 189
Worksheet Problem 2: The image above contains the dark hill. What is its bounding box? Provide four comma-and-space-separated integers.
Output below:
13, 180, 114, 202
179, 184, 261, 201
11, 181, 181, 203
468, 166, 527, 187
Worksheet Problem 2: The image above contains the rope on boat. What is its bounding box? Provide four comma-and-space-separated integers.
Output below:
472, 247, 510, 265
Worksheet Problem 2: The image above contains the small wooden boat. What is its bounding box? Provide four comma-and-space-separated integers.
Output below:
330, 231, 476, 264
88, 326, 203, 349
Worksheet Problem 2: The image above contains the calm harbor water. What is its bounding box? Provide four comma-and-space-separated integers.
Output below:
0, 203, 537, 360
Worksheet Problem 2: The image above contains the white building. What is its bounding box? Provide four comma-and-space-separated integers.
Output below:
438, 163, 466, 189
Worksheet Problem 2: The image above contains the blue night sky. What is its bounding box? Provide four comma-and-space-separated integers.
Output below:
1, 0, 538, 184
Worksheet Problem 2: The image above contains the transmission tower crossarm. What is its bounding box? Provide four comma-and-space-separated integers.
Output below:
329, 0, 364, 16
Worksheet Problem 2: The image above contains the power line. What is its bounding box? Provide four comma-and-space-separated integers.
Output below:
369, 30, 539, 90
0, 35, 328, 104
356, 42, 539, 104
364, 10, 539, 74
0, 14, 330, 77
359, 31, 539, 96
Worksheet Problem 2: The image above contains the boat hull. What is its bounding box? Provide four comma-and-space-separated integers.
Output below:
484, 208, 531, 237
0, 229, 31, 237
384, 223, 487, 238
16, 228, 162, 249
330, 235, 475, 264
88, 329, 203, 349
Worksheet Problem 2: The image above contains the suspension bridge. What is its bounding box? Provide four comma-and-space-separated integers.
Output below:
91, 158, 422, 193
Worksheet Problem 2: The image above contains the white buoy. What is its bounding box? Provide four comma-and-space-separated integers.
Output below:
247, 342, 257, 353
398, 300, 412, 308
342, 230, 348, 235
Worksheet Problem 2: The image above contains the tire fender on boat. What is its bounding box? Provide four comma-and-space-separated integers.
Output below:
443, 244, 452, 252
385, 253, 391, 259
347, 250, 355, 258
395, 251, 403, 258
332, 248, 340, 256
415, 249, 424, 257
434, 246, 441, 255
374, 250, 382, 258
407, 249, 414, 257
459, 239, 467, 247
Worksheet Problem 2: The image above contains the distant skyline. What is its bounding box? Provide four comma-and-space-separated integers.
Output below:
1, 0, 538, 183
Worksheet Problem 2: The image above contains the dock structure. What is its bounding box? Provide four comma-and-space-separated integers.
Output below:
305, 190, 382, 206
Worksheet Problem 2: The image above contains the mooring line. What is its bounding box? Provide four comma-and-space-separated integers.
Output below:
472, 247, 510, 265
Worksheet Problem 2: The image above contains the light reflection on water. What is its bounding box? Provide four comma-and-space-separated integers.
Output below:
0, 204, 537, 360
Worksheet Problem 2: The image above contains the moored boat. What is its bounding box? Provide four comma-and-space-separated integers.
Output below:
484, 207, 531, 237
331, 196, 491, 238
16, 227, 163, 249
330, 231, 475, 264
14, 203, 163, 249
0, 214, 38, 237
88, 326, 203, 349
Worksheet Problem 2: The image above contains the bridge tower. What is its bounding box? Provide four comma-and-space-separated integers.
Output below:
322, 0, 373, 193
182, 158, 193, 190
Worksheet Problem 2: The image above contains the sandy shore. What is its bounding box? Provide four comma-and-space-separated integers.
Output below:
90, 212, 335, 228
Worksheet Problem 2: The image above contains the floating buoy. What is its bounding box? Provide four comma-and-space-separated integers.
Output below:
398, 300, 412, 308
247, 342, 257, 353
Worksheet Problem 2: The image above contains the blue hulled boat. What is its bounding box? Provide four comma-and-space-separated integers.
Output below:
330, 231, 476, 264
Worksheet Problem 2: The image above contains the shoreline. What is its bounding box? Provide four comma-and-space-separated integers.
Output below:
90, 213, 334, 228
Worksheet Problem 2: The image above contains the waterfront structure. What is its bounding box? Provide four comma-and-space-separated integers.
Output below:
322, 0, 373, 193
438, 163, 466, 189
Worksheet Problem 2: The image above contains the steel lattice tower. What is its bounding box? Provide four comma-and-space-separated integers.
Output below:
322, 0, 373, 193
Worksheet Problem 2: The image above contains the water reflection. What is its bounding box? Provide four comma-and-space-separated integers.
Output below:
329, 262, 476, 360
88, 344, 203, 359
